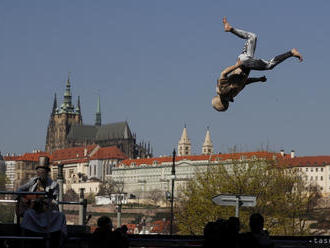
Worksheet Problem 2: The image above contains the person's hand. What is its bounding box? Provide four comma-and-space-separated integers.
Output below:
260, 76, 267, 82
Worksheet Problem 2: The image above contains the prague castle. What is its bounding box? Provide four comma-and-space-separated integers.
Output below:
45, 75, 152, 159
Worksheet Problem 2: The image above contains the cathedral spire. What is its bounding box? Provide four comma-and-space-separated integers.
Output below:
76, 96, 81, 114
202, 127, 213, 155
95, 95, 102, 126
177, 124, 191, 156
51, 93, 57, 115
59, 73, 75, 113
64, 73, 72, 106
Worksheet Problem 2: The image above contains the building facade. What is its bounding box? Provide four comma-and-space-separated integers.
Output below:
50, 145, 127, 195
3, 155, 20, 191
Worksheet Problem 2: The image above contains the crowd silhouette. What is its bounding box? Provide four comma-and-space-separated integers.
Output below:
203, 213, 274, 248
89, 216, 129, 248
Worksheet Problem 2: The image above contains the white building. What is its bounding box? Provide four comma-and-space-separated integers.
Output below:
3, 154, 20, 191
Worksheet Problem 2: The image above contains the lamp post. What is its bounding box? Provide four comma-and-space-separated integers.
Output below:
116, 195, 122, 228
57, 163, 64, 212
170, 149, 176, 235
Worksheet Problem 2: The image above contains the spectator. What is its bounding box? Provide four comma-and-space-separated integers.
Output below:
90, 216, 121, 248
240, 213, 274, 248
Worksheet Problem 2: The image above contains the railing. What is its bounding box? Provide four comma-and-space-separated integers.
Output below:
0, 190, 89, 248
0, 190, 88, 225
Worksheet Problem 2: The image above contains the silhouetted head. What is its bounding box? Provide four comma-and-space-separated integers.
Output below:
97, 216, 113, 230
249, 213, 264, 233
212, 95, 229, 112
227, 217, 240, 234
121, 225, 128, 234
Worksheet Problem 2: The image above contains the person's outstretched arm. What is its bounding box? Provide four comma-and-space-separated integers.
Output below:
246, 76, 267, 85
219, 60, 242, 80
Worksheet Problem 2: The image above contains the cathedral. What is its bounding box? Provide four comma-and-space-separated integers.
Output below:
45, 75, 152, 159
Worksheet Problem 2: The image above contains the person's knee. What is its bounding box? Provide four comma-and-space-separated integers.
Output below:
249, 32, 257, 41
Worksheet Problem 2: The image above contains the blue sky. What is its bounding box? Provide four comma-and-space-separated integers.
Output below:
0, 0, 329, 157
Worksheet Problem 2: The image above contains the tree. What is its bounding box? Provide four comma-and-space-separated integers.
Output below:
98, 177, 125, 204
176, 157, 320, 235
86, 193, 96, 205
146, 189, 163, 206
63, 188, 79, 202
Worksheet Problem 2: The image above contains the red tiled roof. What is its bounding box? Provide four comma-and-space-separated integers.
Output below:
151, 220, 170, 233
119, 151, 280, 167
52, 145, 98, 161
3, 155, 21, 161
90, 146, 127, 160
278, 156, 330, 167
18, 152, 51, 162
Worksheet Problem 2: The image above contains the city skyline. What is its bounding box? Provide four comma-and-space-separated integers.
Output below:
1, 1, 330, 157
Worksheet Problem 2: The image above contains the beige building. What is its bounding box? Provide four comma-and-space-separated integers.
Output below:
51, 145, 127, 195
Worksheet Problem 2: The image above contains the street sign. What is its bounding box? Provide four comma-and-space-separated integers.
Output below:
212, 194, 256, 207
212, 194, 257, 217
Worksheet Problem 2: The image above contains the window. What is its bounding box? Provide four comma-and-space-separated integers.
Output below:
310, 176, 313, 180
306, 168, 308, 172
311, 168, 313, 172
316, 168, 318, 172
315, 176, 318, 181
321, 176, 323, 181
321, 168, 324, 172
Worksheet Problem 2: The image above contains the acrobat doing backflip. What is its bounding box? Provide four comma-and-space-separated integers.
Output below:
212, 17, 303, 112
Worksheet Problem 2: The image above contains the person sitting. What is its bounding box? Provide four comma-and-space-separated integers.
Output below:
17, 156, 67, 248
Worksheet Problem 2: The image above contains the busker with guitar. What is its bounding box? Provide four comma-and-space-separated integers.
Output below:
17, 156, 67, 247
17, 156, 59, 214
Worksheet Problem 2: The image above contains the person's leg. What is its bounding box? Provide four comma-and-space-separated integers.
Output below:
242, 48, 303, 71
223, 17, 257, 58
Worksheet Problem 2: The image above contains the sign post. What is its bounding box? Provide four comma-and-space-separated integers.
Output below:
212, 194, 256, 218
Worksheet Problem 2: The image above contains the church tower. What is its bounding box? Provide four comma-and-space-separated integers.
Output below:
45, 74, 82, 153
202, 127, 213, 155
177, 125, 191, 156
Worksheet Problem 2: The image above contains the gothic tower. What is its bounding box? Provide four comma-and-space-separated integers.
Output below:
45, 75, 82, 153
95, 95, 101, 126
202, 127, 213, 155
177, 125, 191, 156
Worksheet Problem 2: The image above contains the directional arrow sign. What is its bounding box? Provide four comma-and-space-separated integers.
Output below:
212, 194, 256, 207
212, 194, 256, 217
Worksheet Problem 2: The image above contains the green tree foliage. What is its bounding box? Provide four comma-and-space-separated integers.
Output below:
176, 158, 320, 236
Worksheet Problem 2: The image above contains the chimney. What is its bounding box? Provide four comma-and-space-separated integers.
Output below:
280, 149, 284, 157
291, 150, 295, 158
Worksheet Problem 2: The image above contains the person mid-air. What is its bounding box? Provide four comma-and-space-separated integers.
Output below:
212, 17, 303, 112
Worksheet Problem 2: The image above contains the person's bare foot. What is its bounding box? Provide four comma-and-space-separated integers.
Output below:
222, 17, 232, 32
291, 48, 303, 62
